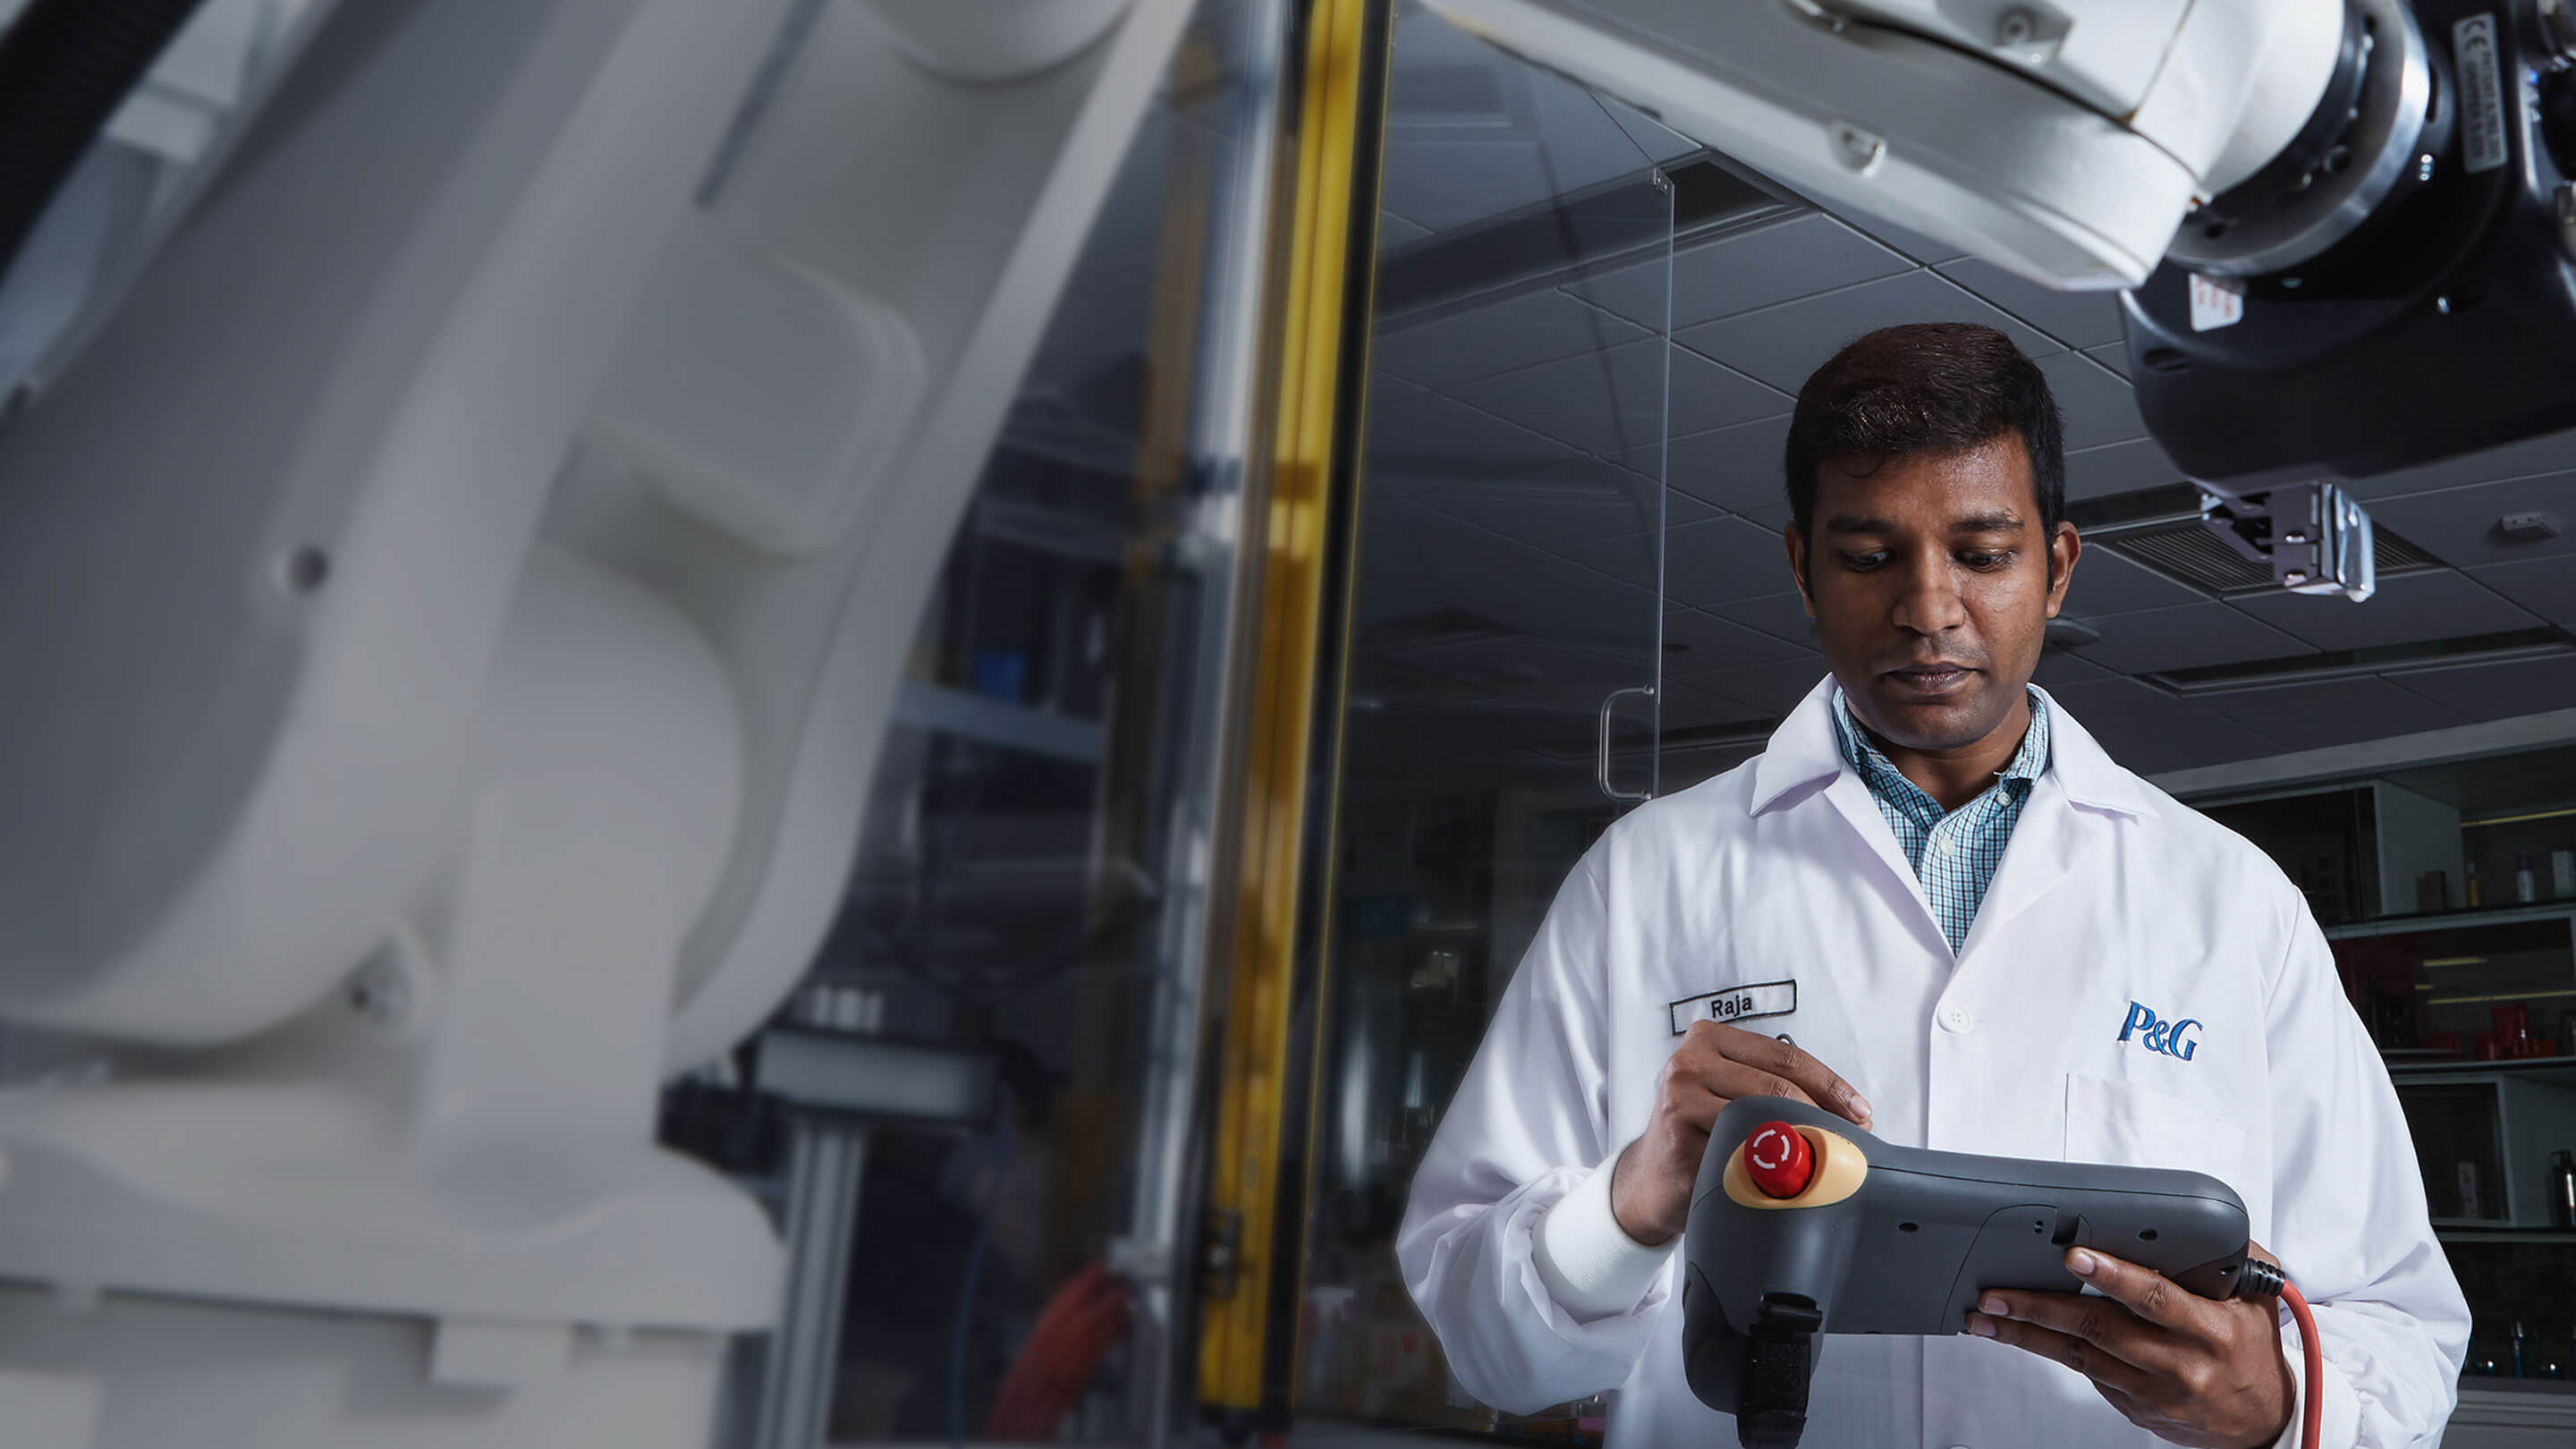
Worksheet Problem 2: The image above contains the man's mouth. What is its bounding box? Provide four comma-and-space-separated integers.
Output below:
1883, 663, 1977, 696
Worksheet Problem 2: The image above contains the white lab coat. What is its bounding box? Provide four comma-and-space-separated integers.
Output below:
1398, 680, 2470, 1449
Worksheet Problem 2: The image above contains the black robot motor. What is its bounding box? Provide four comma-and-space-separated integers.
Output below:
2125, 0, 2576, 489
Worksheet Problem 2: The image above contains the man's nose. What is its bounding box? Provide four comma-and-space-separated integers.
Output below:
1889, 555, 1968, 635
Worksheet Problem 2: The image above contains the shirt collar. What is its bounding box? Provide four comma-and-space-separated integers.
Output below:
1749, 675, 2159, 818
1829, 686, 2050, 809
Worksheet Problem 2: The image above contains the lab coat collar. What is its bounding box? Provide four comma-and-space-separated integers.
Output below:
1747, 675, 2160, 821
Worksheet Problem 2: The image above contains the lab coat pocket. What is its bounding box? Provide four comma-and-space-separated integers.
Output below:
2063, 1073, 2248, 1192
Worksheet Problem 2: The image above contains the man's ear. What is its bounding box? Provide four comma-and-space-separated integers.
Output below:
2043, 522, 2080, 617
1784, 524, 1813, 614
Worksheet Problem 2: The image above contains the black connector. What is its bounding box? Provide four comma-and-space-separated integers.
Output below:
2231, 1258, 2289, 1301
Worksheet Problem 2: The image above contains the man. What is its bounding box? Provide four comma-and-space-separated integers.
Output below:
1396, 324, 2467, 1448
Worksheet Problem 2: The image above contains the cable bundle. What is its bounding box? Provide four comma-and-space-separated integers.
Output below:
983, 1263, 1132, 1440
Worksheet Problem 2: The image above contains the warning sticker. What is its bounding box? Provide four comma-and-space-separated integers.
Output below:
2456, 14, 2508, 174
2189, 273, 2245, 332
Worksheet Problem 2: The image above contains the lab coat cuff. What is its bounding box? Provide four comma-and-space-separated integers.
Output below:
2269, 1318, 2363, 1449
1531, 1152, 1675, 1321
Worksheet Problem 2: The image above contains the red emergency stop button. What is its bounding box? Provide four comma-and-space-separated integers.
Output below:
1745, 1122, 1814, 1199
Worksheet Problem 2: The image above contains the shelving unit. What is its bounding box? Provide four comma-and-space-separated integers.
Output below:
2386, 1056, 2576, 1084
2329, 902, 2576, 941
891, 680, 1106, 766
2438, 1229, 2576, 1244
2182, 753, 2576, 1411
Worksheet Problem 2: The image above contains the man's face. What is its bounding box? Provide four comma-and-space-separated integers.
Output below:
1783, 432, 2080, 752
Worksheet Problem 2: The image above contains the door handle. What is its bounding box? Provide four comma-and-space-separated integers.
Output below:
1596, 684, 1657, 802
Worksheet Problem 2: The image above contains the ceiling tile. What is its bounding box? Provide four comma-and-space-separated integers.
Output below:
1417, 482, 1717, 558
1596, 93, 1698, 164
1659, 677, 1776, 731
1660, 604, 1815, 671
1452, 339, 1786, 456
1824, 205, 1971, 266
2340, 428, 2576, 501
1697, 657, 1836, 716
2085, 342, 2131, 379
2468, 555, 2576, 627
1660, 515, 1808, 607
1397, 634, 1649, 710
1370, 369, 1428, 408
1715, 589, 1815, 647
2062, 547, 2205, 615
1936, 258, 2127, 350
2205, 677, 2470, 749
1377, 50, 1656, 233
2360, 471, 2576, 568
1647, 414, 1793, 513
1670, 349, 1795, 436
1363, 392, 1584, 480
1395, 499, 1661, 635
2067, 601, 2312, 675
1567, 213, 1912, 331
1662, 488, 1723, 528
1563, 529, 1659, 585
1676, 270, 2063, 394
2046, 678, 2282, 774
1353, 491, 1452, 625
1408, 457, 1673, 547
1378, 210, 1433, 250
1375, 288, 1649, 389
2034, 352, 2148, 451
2064, 436, 2186, 503
2385, 655, 2576, 722
2030, 648, 2114, 686
2229, 569, 2540, 651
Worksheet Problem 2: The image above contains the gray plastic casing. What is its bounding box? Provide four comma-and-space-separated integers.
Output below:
1681, 1096, 2251, 1418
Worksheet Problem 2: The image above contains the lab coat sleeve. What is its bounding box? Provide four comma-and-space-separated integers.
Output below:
2263, 899, 2470, 1448
1395, 852, 1665, 1414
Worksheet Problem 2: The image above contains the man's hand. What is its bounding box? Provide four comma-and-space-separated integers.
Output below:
1967, 1243, 2295, 1449
1606, 1021, 1871, 1245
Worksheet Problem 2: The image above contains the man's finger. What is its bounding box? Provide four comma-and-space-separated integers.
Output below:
1665, 1072, 1809, 1131
1965, 1311, 2162, 1402
1970, 1288, 2184, 1381
1711, 1025, 1873, 1128
1710, 1065, 1819, 1113
2062, 1248, 2210, 1334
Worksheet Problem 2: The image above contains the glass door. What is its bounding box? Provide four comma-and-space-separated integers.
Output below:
1291, 10, 1682, 1435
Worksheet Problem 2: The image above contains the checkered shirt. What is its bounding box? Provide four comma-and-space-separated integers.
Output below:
1829, 686, 2052, 954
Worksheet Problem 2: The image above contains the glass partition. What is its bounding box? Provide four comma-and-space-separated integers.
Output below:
1290, 12, 1682, 1436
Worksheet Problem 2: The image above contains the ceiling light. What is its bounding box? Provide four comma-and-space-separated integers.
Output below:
2421, 955, 2489, 968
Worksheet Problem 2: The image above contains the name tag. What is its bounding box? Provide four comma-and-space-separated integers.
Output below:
1668, 979, 1797, 1035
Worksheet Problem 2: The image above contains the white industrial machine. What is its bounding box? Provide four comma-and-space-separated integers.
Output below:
0, 0, 2551, 1445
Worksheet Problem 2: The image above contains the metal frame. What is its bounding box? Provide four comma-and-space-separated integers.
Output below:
1197, 0, 1392, 1430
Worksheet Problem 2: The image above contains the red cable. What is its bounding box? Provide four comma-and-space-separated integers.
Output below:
2282, 1280, 2323, 1449
985, 1265, 1131, 1440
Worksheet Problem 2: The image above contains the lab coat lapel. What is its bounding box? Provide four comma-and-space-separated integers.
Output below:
1822, 767, 1945, 945
1955, 693, 2159, 960
1753, 676, 1954, 958
1952, 772, 2092, 961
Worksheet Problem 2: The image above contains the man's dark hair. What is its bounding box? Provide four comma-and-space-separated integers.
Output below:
1781, 322, 2063, 539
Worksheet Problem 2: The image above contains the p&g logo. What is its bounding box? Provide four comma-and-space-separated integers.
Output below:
2117, 1001, 2200, 1062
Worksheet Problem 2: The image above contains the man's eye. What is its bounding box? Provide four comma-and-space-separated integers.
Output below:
1841, 551, 1889, 571
1959, 550, 2013, 570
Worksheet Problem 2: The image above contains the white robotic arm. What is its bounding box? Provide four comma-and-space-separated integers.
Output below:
0, 2, 1187, 1446
1421, 0, 2351, 290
